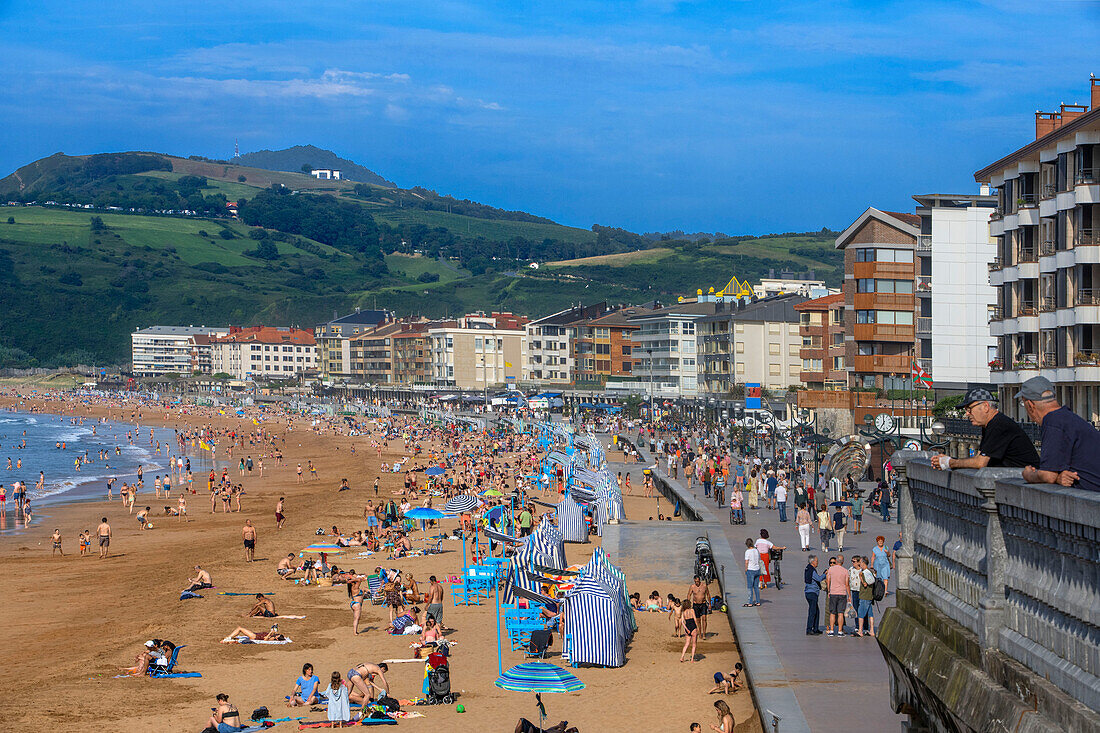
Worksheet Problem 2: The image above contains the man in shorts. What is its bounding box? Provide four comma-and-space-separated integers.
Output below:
275, 497, 286, 530
424, 575, 445, 630
97, 517, 112, 559
824, 557, 849, 636
687, 575, 710, 639
242, 519, 257, 562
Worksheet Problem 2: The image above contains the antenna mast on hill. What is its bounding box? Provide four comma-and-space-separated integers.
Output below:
233, 138, 240, 159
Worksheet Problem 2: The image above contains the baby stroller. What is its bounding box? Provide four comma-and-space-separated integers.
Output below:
694, 537, 717, 584
425, 652, 454, 705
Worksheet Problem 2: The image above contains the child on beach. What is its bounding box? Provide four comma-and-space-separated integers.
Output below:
708, 662, 743, 695
52, 528, 63, 556
669, 595, 684, 637
79, 530, 90, 556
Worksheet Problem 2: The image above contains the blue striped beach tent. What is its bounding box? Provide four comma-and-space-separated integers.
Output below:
554, 496, 588, 543
532, 523, 567, 569
503, 541, 556, 604
563, 574, 626, 667
585, 547, 636, 633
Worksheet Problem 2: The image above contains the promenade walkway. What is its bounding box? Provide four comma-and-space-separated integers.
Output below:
605, 434, 901, 733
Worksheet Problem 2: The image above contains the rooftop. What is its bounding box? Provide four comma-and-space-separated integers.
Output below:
133, 326, 229, 336
793, 292, 844, 311
216, 326, 316, 345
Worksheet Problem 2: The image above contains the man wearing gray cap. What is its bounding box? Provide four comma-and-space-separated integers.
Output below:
1018, 376, 1100, 492
931, 388, 1038, 470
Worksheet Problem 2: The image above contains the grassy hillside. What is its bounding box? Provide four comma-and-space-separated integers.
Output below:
368, 205, 596, 246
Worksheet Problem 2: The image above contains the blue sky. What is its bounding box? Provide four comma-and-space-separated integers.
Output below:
0, 1, 1097, 234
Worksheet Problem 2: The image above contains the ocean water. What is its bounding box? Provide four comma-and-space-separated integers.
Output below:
0, 410, 216, 530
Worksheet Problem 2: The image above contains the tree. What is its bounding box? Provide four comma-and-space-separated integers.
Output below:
417, 271, 440, 283
218, 229, 235, 240
212, 372, 232, 380
246, 240, 279, 260
89, 216, 106, 232
58, 272, 83, 286
6, 217, 13, 224
247, 228, 268, 240
237, 175, 247, 182
622, 394, 643, 418
301, 164, 314, 173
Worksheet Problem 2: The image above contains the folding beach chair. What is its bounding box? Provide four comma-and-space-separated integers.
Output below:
149, 645, 185, 677
367, 573, 385, 605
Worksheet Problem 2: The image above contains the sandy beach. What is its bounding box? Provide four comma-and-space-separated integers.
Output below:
0, 392, 757, 732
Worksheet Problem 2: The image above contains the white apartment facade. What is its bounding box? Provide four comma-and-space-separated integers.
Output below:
698, 294, 805, 394
980, 78, 1100, 421
131, 326, 229, 377
211, 327, 317, 380
428, 313, 528, 390
913, 192, 998, 391
628, 304, 713, 398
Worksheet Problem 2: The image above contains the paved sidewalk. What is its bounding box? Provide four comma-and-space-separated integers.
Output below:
608, 436, 902, 733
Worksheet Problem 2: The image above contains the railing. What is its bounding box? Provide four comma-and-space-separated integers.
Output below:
1041, 351, 1059, 368
989, 305, 1003, 321
853, 323, 915, 342
1040, 295, 1057, 312
1017, 246, 1038, 263
883, 457, 1100, 727
1017, 303, 1038, 317
1076, 289, 1100, 306
1017, 192, 1038, 208
990, 207, 1003, 220
1075, 350, 1100, 366
796, 389, 852, 410
988, 256, 1003, 271
852, 354, 912, 372
916, 275, 931, 292
1076, 167, 1099, 185
917, 234, 932, 250
1040, 239, 1056, 256
1041, 182, 1057, 200
1076, 229, 1098, 247
1013, 354, 1039, 369
916, 316, 931, 333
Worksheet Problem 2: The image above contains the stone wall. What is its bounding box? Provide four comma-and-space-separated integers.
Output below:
879, 451, 1100, 733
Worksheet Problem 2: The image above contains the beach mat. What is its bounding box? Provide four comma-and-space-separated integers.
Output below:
113, 671, 202, 679
225, 637, 293, 645
298, 720, 394, 729
219, 592, 275, 596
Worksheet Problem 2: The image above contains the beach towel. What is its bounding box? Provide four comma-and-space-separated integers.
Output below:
219, 592, 275, 596
298, 721, 396, 729
180, 591, 204, 600
224, 636, 293, 645
112, 671, 202, 679
272, 615, 306, 619
388, 711, 425, 719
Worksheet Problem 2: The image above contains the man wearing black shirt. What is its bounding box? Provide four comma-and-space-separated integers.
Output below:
931, 388, 1039, 470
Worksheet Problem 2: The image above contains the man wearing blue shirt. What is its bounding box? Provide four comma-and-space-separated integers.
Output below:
803, 555, 826, 635
1019, 376, 1100, 492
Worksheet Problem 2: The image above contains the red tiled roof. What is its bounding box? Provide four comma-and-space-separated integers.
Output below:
794, 293, 843, 311
881, 211, 921, 227
217, 326, 315, 345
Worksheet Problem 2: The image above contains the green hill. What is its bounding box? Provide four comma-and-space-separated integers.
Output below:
234, 144, 395, 187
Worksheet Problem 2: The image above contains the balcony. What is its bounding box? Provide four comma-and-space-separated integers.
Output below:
1075, 350, 1100, 366
1040, 295, 1057, 312
989, 357, 1004, 371
853, 323, 915, 342
852, 354, 912, 373
917, 235, 932, 251
853, 292, 914, 310
1013, 354, 1039, 370
1040, 239, 1056, 256
1016, 246, 1038, 264
1076, 167, 1099, 185
1076, 229, 1098, 247
916, 316, 931, 334
1041, 351, 1060, 368
989, 306, 1004, 321
988, 256, 1003, 272
1016, 303, 1038, 317
1017, 192, 1038, 209
853, 261, 914, 279
797, 390, 852, 410
1077, 289, 1100, 306
1041, 183, 1057, 200
990, 207, 1003, 220
916, 275, 932, 293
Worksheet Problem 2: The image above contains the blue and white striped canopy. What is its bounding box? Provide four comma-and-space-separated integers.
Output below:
444, 494, 479, 514
495, 663, 584, 693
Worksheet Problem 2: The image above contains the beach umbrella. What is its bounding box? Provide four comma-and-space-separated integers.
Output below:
444, 494, 479, 514
424, 466, 445, 476
404, 507, 446, 520
298, 544, 344, 556
495, 662, 584, 693
481, 488, 504, 497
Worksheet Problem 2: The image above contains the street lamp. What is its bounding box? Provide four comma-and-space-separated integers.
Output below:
919, 419, 948, 450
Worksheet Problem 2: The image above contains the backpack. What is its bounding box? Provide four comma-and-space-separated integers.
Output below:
870, 569, 885, 602
250, 707, 270, 721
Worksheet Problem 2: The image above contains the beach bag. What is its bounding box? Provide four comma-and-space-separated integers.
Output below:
376, 695, 400, 712
250, 707, 270, 721
710, 596, 722, 611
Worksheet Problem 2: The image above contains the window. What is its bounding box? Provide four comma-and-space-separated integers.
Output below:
736, 363, 745, 374
445, 337, 453, 349
769, 343, 781, 355
789, 343, 800, 356
861, 375, 875, 388
768, 324, 781, 334
683, 322, 695, 335
683, 340, 695, 352
735, 342, 745, 353
475, 337, 483, 350
895, 280, 914, 294
621, 345, 631, 356
803, 359, 823, 371
769, 364, 781, 376
788, 324, 798, 334
595, 328, 609, 338
832, 333, 844, 346
735, 323, 745, 333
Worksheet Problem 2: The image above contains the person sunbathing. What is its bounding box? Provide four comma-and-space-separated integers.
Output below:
186, 565, 212, 592
221, 624, 286, 642
244, 593, 277, 618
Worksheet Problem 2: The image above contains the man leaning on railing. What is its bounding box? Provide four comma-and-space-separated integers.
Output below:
1017, 376, 1100, 492
929, 388, 1039, 471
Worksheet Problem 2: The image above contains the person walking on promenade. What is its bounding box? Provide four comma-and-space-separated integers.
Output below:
803, 555, 825, 635
871, 536, 893, 595
817, 504, 832, 552
743, 538, 761, 607
776, 479, 788, 522
824, 556, 849, 636
795, 504, 812, 550
855, 556, 876, 637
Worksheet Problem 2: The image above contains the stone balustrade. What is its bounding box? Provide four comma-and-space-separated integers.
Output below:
880, 451, 1100, 733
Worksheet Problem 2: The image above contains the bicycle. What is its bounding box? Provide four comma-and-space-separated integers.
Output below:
769, 548, 784, 590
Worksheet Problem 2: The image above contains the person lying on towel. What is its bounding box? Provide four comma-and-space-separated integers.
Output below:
220, 624, 286, 643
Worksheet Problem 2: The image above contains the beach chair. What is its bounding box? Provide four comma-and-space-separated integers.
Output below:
149, 645, 185, 677
524, 629, 553, 659
366, 574, 385, 605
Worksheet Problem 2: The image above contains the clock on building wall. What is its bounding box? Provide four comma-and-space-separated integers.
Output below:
875, 413, 895, 433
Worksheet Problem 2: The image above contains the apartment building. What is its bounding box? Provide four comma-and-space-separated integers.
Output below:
835, 208, 921, 391
131, 325, 229, 377
572, 308, 642, 388
428, 312, 528, 389
392, 321, 440, 385
524, 305, 600, 386
697, 294, 805, 395
314, 309, 391, 379
349, 322, 403, 383
211, 326, 317, 380
629, 302, 718, 398
188, 334, 217, 375
794, 293, 846, 390
978, 77, 1100, 420
913, 192, 998, 390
